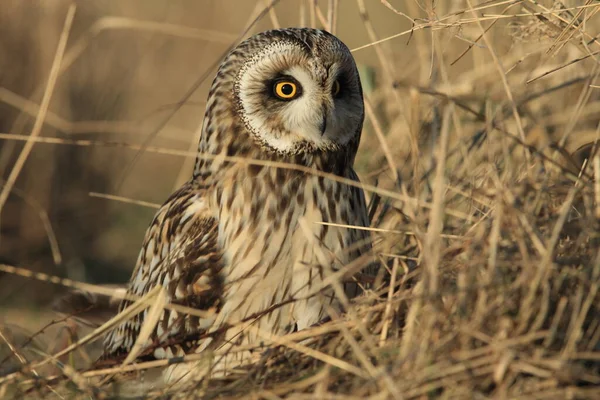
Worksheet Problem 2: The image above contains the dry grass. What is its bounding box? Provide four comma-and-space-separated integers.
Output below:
0, 0, 599, 398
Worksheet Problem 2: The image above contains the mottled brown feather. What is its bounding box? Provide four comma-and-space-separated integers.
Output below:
102, 181, 224, 359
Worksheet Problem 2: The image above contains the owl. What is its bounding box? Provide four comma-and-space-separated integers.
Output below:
102, 28, 372, 390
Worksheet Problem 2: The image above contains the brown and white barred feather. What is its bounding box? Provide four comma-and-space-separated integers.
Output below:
102, 181, 224, 359
101, 28, 373, 389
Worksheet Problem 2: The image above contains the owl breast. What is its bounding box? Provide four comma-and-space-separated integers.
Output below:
213, 163, 369, 339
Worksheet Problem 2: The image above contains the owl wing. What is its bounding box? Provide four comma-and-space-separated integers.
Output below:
346, 167, 376, 276
101, 181, 224, 361
348, 168, 372, 250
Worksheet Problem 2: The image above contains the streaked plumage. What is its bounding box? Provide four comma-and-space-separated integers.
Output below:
102, 28, 372, 388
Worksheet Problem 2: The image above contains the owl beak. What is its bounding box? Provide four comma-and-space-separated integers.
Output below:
319, 104, 328, 136
319, 115, 327, 136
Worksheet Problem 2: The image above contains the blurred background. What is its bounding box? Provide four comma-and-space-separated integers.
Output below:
0, 0, 598, 358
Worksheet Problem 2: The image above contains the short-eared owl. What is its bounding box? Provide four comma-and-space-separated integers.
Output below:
103, 28, 372, 387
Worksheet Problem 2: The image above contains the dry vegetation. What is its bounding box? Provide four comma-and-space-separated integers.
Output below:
0, 0, 600, 398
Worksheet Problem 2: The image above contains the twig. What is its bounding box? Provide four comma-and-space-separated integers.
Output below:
0, 4, 76, 213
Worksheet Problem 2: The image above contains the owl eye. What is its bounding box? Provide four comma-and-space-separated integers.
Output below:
273, 81, 299, 100
332, 80, 341, 97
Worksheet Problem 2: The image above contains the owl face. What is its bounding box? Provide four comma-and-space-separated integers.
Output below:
233, 29, 364, 154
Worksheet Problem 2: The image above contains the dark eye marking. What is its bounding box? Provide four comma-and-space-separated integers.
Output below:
332, 80, 341, 97
265, 75, 303, 101
332, 74, 351, 98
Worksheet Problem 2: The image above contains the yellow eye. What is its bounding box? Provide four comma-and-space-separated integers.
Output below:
332, 80, 341, 97
274, 81, 298, 99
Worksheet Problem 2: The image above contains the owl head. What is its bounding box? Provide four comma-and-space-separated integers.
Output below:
199, 28, 364, 162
